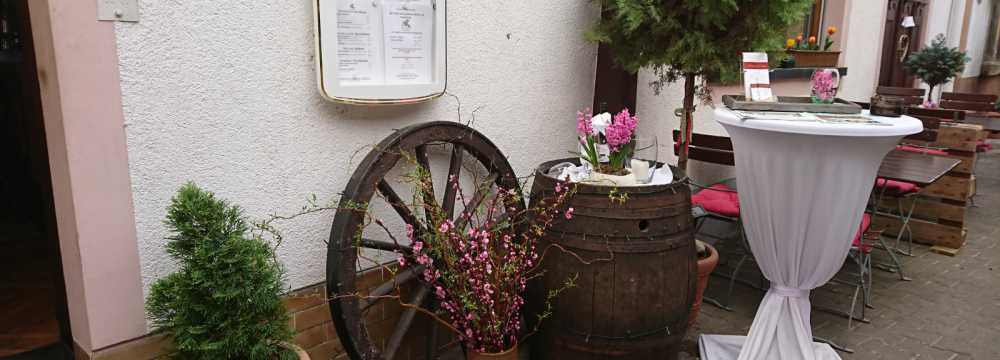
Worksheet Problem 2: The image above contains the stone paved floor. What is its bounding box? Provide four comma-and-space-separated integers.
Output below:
684, 148, 1000, 360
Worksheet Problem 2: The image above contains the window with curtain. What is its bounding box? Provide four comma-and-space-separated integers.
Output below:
786, 0, 826, 42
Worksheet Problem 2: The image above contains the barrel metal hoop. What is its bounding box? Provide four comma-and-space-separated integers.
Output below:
568, 323, 673, 342
551, 230, 695, 254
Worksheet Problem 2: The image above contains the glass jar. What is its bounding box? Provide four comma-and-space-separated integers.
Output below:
810, 68, 841, 104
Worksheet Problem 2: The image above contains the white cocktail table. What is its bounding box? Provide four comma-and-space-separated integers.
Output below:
699, 108, 921, 360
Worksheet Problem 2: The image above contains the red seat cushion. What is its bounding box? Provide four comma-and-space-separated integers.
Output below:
977, 139, 993, 152
692, 184, 740, 217
853, 213, 873, 253
897, 145, 948, 156
875, 178, 919, 194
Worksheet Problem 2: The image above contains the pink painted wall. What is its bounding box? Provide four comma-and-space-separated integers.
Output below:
27, 0, 147, 352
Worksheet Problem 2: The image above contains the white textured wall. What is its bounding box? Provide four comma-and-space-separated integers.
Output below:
925, 0, 952, 44
922, 0, 965, 95
836, 0, 886, 101
116, 1, 601, 301
962, 0, 992, 78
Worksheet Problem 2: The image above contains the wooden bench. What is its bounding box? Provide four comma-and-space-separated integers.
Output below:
940, 92, 998, 112
878, 86, 926, 106
672, 130, 733, 166
873, 107, 983, 251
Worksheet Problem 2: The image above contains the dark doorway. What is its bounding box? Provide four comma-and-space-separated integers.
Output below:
879, 0, 928, 87
0, 0, 72, 358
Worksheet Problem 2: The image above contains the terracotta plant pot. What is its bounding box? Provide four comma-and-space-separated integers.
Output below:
786, 49, 841, 68
688, 241, 719, 329
281, 342, 311, 360
467, 343, 518, 360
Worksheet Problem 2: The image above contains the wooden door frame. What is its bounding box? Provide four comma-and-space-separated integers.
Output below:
24, 0, 147, 356
878, 0, 929, 88
8, 0, 74, 350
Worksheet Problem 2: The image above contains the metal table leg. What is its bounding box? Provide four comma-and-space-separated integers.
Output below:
814, 336, 855, 354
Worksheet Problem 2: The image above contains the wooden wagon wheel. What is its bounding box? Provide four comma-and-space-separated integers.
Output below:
327, 121, 525, 360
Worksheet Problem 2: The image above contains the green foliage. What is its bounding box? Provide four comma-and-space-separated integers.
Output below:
904, 34, 970, 99
587, 0, 814, 88
147, 183, 295, 360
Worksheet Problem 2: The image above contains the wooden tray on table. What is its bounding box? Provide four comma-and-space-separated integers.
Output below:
723, 95, 863, 114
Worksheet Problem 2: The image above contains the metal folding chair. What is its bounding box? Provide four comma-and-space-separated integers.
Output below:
690, 179, 759, 311
868, 178, 914, 281
821, 214, 881, 329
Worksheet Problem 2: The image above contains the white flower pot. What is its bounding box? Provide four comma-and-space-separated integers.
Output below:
586, 171, 637, 186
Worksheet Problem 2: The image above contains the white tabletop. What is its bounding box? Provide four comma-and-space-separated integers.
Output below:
714, 108, 923, 137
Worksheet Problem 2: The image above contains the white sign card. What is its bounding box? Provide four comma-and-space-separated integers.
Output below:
741, 52, 774, 102
316, 0, 447, 104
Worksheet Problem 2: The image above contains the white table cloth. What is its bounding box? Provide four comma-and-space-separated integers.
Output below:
700, 109, 922, 360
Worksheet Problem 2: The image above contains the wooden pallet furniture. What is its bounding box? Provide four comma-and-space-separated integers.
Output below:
873, 108, 981, 252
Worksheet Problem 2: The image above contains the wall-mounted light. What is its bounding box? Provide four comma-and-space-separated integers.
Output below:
901, 16, 916, 28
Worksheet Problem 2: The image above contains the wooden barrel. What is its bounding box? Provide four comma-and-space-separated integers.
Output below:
527, 158, 696, 360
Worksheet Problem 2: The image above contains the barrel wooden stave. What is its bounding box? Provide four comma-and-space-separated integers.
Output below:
529, 159, 697, 360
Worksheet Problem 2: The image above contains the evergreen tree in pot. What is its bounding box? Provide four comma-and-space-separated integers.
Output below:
587, 0, 814, 170
146, 183, 306, 360
904, 34, 970, 102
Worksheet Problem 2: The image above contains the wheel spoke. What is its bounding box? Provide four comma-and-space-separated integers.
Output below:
383, 285, 431, 360
359, 238, 413, 253
414, 145, 439, 224
426, 303, 440, 360
377, 180, 419, 227
441, 145, 464, 219
358, 265, 425, 310
454, 173, 499, 230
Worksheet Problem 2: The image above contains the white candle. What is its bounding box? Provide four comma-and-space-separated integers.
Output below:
631, 159, 650, 184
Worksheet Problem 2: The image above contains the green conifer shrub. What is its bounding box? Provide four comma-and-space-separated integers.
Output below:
904, 34, 970, 102
146, 183, 296, 360
587, 0, 814, 169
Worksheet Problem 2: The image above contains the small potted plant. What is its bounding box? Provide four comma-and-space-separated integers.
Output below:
578, 107, 639, 186
904, 34, 970, 102
146, 183, 308, 360
688, 240, 719, 329
787, 26, 841, 67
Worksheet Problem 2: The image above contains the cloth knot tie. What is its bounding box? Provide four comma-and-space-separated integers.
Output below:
770, 284, 808, 298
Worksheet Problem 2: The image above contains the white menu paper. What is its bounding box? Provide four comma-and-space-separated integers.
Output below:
336, 0, 384, 85
382, 0, 434, 84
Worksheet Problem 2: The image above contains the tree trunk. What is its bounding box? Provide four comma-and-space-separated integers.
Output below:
677, 73, 697, 171
927, 84, 935, 103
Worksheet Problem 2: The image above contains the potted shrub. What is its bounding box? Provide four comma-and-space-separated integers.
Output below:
588, 0, 814, 170
786, 27, 841, 67
146, 183, 308, 360
688, 240, 719, 329
904, 34, 970, 102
